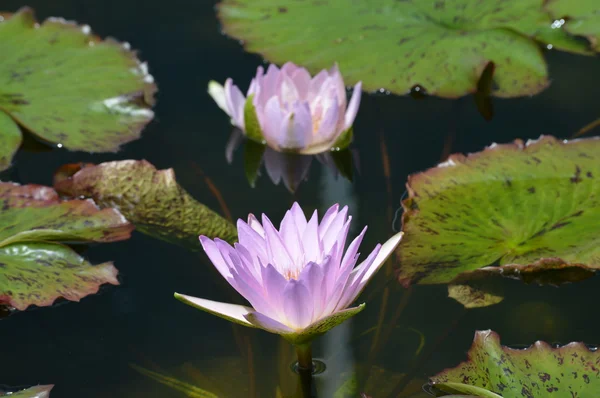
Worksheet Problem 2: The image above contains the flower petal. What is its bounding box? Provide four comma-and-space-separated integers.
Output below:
278, 73, 300, 106
344, 82, 362, 130
359, 231, 403, 284
279, 209, 304, 262
339, 226, 367, 273
257, 63, 280, 105
329, 63, 347, 110
317, 203, 340, 237
208, 81, 228, 114
224, 78, 246, 129
315, 94, 340, 143
336, 231, 403, 311
290, 202, 308, 234
247, 66, 264, 97
248, 213, 265, 237
245, 311, 294, 334
261, 262, 288, 319
283, 279, 314, 329
262, 214, 294, 273
278, 102, 312, 150
262, 96, 285, 150
308, 69, 329, 100
174, 293, 255, 328
290, 67, 312, 99
302, 210, 323, 263
332, 243, 381, 312
298, 261, 326, 318
199, 236, 233, 279
321, 205, 349, 253
237, 219, 268, 261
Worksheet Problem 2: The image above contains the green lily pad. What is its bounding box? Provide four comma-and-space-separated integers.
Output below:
0, 182, 132, 310
217, 0, 596, 99
1, 385, 53, 397
0, 7, 156, 171
429, 330, 600, 397
546, 0, 600, 51
53, 160, 238, 248
0, 111, 21, 171
397, 136, 600, 287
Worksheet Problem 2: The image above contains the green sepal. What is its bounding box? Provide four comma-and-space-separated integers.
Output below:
279, 304, 365, 346
331, 127, 353, 150
243, 94, 266, 144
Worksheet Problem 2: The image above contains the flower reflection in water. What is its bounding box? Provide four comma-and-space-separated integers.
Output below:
226, 128, 357, 192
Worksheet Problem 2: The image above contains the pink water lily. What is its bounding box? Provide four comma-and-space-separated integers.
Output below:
175, 203, 402, 345
208, 62, 362, 155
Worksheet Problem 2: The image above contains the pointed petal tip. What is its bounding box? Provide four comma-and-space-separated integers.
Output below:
207, 80, 229, 113
174, 293, 256, 328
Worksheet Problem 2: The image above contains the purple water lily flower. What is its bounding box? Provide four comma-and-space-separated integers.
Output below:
175, 203, 402, 346
208, 62, 362, 155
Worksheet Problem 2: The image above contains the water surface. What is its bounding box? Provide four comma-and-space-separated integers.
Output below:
1, 1, 599, 397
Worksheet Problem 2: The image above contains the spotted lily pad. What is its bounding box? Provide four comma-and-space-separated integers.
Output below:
0, 182, 133, 310
397, 136, 600, 288
0, 7, 156, 171
217, 0, 595, 99
1, 385, 54, 397
546, 0, 600, 51
429, 330, 600, 397
54, 160, 238, 248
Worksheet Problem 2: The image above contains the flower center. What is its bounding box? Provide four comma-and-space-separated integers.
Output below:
282, 267, 301, 281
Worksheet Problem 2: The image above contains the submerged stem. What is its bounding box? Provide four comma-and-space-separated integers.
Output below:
295, 343, 314, 398
295, 343, 313, 371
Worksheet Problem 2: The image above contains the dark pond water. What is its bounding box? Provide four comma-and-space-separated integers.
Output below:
1, 1, 600, 397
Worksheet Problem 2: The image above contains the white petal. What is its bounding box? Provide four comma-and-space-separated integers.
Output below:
344, 81, 362, 130
174, 293, 255, 327
362, 231, 403, 283
224, 79, 246, 129
335, 231, 403, 311
208, 81, 228, 113
248, 214, 265, 237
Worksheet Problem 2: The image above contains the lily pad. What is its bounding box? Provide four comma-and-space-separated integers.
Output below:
217, 0, 595, 99
53, 160, 238, 248
429, 330, 600, 397
0, 7, 156, 171
0, 182, 133, 310
1, 385, 53, 397
546, 0, 600, 51
397, 136, 600, 288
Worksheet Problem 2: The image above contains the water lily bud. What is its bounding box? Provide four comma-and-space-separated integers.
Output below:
208, 63, 362, 154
